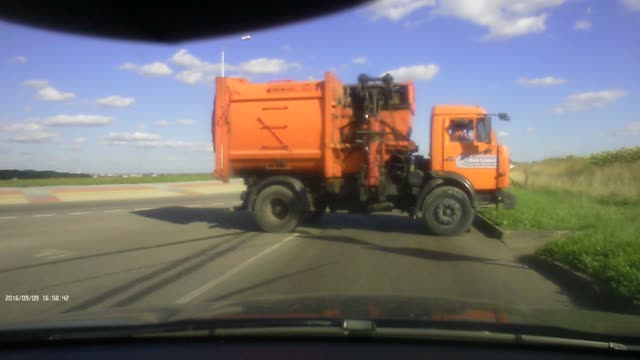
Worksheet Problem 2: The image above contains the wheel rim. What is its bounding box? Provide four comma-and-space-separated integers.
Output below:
270, 198, 289, 220
433, 199, 462, 226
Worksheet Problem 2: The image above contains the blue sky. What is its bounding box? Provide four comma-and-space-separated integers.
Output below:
1, 0, 639, 174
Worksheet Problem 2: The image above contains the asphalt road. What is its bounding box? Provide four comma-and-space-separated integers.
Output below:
0, 192, 587, 324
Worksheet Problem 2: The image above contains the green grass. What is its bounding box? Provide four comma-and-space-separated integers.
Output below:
480, 185, 640, 303
0, 174, 215, 187
510, 147, 640, 201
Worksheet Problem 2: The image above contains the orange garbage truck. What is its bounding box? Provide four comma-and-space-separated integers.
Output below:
213, 72, 515, 235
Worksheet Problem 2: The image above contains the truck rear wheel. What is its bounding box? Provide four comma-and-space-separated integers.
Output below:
422, 186, 474, 236
254, 185, 303, 233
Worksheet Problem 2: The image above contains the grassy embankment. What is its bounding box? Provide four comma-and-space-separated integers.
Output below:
480, 146, 640, 303
0, 174, 214, 187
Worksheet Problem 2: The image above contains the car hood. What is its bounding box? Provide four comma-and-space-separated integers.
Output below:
2, 293, 640, 338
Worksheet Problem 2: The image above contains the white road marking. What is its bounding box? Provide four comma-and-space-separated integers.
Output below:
185, 204, 202, 208
133, 208, 152, 211
70, 211, 90, 215
103, 209, 122, 213
211, 202, 224, 206
231, 201, 242, 205
32, 214, 55, 218
175, 234, 297, 304
0, 216, 17, 220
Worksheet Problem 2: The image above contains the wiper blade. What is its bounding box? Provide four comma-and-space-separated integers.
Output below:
1, 318, 637, 352
0, 318, 342, 343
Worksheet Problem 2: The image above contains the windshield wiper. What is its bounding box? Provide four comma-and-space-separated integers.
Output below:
1, 318, 638, 352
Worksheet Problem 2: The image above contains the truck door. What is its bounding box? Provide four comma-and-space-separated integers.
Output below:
442, 117, 498, 191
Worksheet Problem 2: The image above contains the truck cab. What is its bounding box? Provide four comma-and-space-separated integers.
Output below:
428, 105, 514, 207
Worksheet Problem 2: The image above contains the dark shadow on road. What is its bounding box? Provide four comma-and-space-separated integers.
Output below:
294, 233, 525, 270
66, 232, 263, 313
132, 206, 259, 232
310, 212, 429, 235
132, 206, 450, 237
0, 230, 246, 274
518, 255, 639, 315
204, 263, 334, 304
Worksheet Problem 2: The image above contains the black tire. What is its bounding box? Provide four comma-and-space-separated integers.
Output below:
254, 185, 303, 233
422, 186, 474, 236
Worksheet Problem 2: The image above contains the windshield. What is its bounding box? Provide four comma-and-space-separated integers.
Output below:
1, 0, 639, 344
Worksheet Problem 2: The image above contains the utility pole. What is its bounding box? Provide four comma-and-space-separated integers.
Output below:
221, 35, 251, 77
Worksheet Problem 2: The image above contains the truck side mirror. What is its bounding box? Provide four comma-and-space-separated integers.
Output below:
498, 113, 510, 121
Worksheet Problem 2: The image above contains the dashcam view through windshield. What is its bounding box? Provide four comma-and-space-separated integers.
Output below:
0, 0, 639, 344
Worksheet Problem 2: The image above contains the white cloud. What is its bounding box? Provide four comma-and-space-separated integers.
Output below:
12, 56, 28, 64
8, 132, 56, 143
0, 122, 43, 132
352, 56, 368, 64
156, 119, 195, 127
574, 20, 591, 31
176, 119, 194, 126
104, 131, 160, 145
37, 87, 75, 101
518, 76, 567, 86
497, 131, 509, 137
239, 58, 301, 75
175, 69, 208, 85
370, 0, 567, 39
617, 121, 640, 136
170, 49, 220, 85
23, 79, 49, 88
382, 64, 439, 81
170, 49, 206, 68
119, 61, 172, 77
1, 121, 56, 143
170, 49, 302, 84
369, 0, 435, 21
554, 90, 626, 113
42, 114, 114, 127
96, 95, 135, 108
105, 133, 209, 151
621, 0, 640, 11
139, 62, 173, 76
23, 79, 75, 101
137, 140, 194, 149
119, 62, 137, 70
433, 0, 566, 40
66, 137, 87, 149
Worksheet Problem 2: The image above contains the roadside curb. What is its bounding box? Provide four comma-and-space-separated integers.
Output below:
0, 180, 246, 205
526, 255, 640, 314
473, 212, 506, 241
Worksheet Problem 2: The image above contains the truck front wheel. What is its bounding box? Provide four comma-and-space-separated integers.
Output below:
254, 185, 303, 233
422, 186, 474, 236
